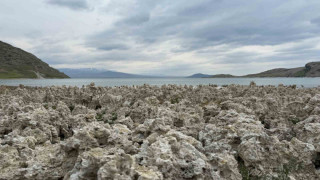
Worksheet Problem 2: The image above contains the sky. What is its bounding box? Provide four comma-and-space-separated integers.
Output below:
1, 0, 320, 76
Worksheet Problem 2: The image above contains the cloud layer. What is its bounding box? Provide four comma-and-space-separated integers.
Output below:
0, 0, 320, 75
47, 0, 90, 10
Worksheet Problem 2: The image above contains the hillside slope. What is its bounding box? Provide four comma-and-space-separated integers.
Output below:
0, 41, 69, 79
245, 67, 305, 77
245, 62, 320, 77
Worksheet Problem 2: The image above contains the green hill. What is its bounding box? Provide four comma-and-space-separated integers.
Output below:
0, 41, 69, 79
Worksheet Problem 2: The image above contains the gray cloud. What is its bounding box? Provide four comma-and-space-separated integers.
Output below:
1, 0, 320, 75
117, 13, 150, 26
81, 0, 320, 75
95, 43, 129, 51
88, 0, 320, 51
311, 17, 320, 25
47, 0, 89, 10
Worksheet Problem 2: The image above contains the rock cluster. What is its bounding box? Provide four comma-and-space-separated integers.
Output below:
1, 83, 320, 179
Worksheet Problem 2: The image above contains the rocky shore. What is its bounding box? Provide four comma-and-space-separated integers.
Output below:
1, 83, 320, 179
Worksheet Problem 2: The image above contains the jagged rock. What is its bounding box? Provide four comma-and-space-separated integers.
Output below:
1, 84, 320, 179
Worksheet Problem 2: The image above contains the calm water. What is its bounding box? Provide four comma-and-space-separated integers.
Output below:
0, 78, 320, 88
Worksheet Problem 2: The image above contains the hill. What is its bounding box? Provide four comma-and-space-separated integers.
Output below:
189, 62, 320, 78
245, 62, 320, 77
187, 73, 235, 78
59, 68, 156, 78
187, 73, 212, 78
211, 74, 235, 78
0, 41, 69, 79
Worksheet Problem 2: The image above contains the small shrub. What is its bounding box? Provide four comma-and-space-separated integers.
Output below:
239, 163, 251, 180
170, 96, 180, 104
43, 103, 48, 109
288, 117, 300, 124
96, 113, 104, 121
110, 112, 118, 121
102, 112, 118, 124
96, 110, 106, 121
69, 104, 75, 112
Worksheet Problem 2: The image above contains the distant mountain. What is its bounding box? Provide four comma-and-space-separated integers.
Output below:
187, 73, 212, 78
211, 74, 235, 78
245, 62, 320, 77
59, 68, 155, 78
0, 41, 69, 79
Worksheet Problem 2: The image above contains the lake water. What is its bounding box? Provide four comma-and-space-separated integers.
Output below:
0, 78, 320, 88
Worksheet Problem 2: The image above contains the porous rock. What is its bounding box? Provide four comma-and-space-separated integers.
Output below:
1, 84, 320, 179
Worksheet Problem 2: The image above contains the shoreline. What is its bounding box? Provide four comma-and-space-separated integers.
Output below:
1, 77, 320, 88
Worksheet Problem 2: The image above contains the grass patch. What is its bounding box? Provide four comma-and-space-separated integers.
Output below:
0, 70, 36, 79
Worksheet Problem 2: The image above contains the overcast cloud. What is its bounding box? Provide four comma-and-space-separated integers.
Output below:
0, 0, 320, 76
47, 0, 90, 10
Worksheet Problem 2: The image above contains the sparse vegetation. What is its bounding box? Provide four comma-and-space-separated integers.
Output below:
171, 96, 180, 104
111, 112, 118, 121
288, 117, 300, 124
96, 110, 106, 121
273, 159, 303, 180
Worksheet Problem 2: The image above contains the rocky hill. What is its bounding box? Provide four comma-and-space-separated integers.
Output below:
245, 62, 320, 77
0, 41, 69, 79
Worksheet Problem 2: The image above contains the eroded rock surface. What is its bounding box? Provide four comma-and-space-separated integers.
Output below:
1, 84, 320, 179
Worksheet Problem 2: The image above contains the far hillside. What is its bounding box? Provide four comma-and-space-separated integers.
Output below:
188, 62, 320, 78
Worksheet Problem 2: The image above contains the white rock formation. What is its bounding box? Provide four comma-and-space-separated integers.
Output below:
0, 84, 320, 179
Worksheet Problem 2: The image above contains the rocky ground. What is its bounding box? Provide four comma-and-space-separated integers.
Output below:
1, 83, 320, 180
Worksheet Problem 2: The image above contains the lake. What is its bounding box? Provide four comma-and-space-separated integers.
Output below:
0, 78, 320, 88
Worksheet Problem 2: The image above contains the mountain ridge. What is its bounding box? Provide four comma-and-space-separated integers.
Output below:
59, 68, 159, 78
188, 62, 320, 78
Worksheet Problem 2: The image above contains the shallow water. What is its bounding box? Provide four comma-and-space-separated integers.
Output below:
0, 78, 320, 87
